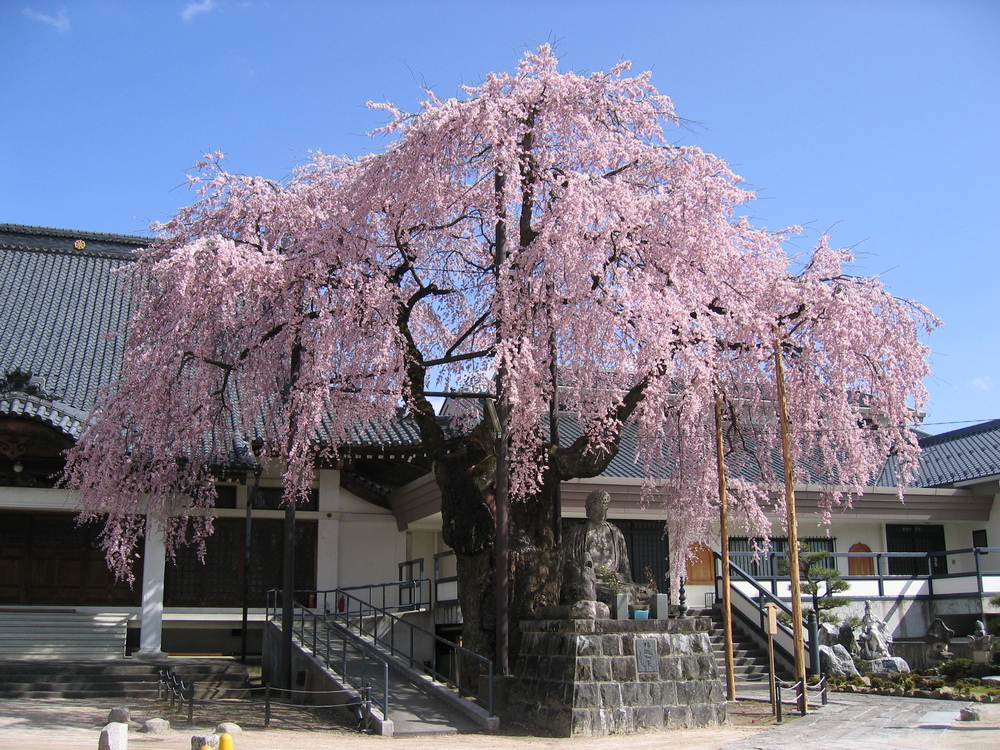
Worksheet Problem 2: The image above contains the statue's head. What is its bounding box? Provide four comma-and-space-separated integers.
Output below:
585, 489, 612, 523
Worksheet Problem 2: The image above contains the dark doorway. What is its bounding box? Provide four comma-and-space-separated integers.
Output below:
885, 524, 947, 576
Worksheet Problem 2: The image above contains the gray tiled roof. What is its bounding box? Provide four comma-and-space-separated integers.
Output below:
4, 224, 1000, 495
913, 420, 1000, 486
0, 224, 146, 437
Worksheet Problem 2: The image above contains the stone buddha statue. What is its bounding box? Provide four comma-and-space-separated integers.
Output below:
562, 489, 646, 611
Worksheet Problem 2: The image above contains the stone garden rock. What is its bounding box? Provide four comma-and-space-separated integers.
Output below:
959, 704, 984, 721
107, 707, 131, 725
140, 718, 171, 734
191, 733, 220, 749
818, 622, 840, 646
865, 656, 910, 674
819, 644, 860, 677
215, 722, 242, 735
98, 722, 128, 750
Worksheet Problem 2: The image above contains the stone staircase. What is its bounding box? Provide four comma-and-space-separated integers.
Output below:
693, 606, 785, 684
0, 659, 253, 700
0, 609, 128, 660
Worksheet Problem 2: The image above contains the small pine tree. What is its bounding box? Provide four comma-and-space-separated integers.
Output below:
780, 543, 851, 624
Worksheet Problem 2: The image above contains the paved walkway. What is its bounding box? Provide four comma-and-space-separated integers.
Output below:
723, 691, 1000, 750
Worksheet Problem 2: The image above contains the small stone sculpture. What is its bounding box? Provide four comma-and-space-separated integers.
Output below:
923, 617, 956, 662
838, 621, 860, 657
858, 601, 893, 660
968, 620, 995, 651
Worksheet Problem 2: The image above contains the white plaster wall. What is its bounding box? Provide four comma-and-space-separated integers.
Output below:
337, 519, 407, 588
404, 530, 440, 580
975, 493, 1000, 573
313, 469, 408, 590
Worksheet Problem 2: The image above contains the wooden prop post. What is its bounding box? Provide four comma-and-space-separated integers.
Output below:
765, 602, 778, 713
714, 394, 736, 702
774, 333, 808, 713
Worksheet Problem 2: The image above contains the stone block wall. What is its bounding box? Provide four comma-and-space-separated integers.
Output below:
504, 618, 728, 736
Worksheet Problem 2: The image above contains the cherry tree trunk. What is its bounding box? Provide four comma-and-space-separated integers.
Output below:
434, 434, 562, 675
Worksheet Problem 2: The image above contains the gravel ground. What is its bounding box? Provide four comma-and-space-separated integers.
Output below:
0, 696, 776, 749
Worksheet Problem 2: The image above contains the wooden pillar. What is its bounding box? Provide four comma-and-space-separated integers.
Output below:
774, 335, 808, 706
714, 394, 736, 702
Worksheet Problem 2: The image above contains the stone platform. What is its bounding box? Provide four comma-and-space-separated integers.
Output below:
501, 617, 727, 736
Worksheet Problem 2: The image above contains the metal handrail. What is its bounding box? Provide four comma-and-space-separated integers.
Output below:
265, 591, 391, 720
727, 546, 1000, 600
317, 585, 494, 716
434, 550, 460, 606
333, 578, 432, 614
714, 552, 811, 674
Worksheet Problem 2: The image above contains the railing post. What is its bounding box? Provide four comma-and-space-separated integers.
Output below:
488, 661, 495, 716
265, 683, 271, 727
363, 685, 372, 732
769, 551, 777, 595
384, 662, 389, 720
775, 681, 783, 723
187, 682, 194, 724
877, 554, 884, 597
807, 610, 820, 677
976, 547, 984, 598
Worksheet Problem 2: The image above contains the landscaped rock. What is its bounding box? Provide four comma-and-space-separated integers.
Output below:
140, 718, 171, 734
107, 707, 131, 724
819, 644, 860, 677
98, 722, 128, 750
981, 676, 1000, 686
818, 622, 840, 646
959, 704, 984, 721
191, 734, 220, 749
865, 656, 910, 674
215, 722, 242, 735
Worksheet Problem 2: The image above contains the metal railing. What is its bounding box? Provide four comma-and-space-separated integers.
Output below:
266, 590, 391, 720
433, 550, 460, 607
330, 578, 432, 615
728, 546, 1000, 600
157, 668, 195, 724
775, 675, 828, 722
322, 584, 494, 716
714, 553, 819, 675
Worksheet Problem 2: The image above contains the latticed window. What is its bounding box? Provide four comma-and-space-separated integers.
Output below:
251, 487, 319, 511
164, 518, 317, 607
0, 511, 138, 606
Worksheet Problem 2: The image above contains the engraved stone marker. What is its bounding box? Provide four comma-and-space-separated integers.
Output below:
636, 637, 658, 673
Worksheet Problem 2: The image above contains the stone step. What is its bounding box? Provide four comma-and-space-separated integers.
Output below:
0, 610, 128, 660
0, 658, 252, 700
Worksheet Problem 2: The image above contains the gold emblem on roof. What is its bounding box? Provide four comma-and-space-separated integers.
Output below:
73, 239, 86, 250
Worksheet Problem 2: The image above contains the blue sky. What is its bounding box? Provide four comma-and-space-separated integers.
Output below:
2, 0, 997, 433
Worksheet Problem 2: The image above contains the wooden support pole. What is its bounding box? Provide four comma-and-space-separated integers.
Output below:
714, 394, 737, 702
774, 334, 808, 710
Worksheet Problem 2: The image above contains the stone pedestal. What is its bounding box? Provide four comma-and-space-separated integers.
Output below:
504, 618, 727, 736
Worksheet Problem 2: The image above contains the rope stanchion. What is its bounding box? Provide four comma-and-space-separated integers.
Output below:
265, 683, 271, 728
155, 672, 376, 730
